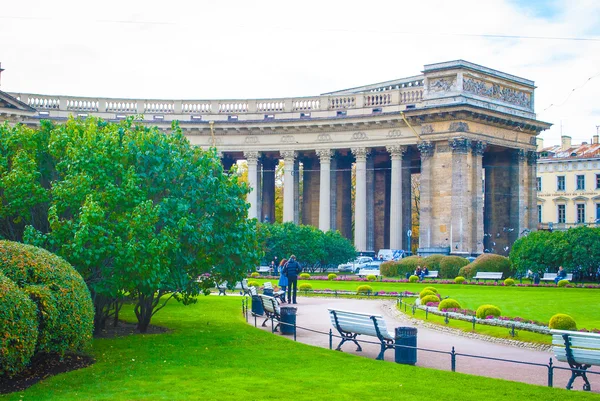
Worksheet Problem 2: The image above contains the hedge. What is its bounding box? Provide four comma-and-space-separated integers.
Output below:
439, 256, 469, 279
380, 261, 400, 277
398, 256, 424, 276
422, 254, 445, 271
458, 254, 513, 279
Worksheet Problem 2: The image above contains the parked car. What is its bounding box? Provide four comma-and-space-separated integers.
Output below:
376, 249, 405, 261
356, 260, 383, 276
337, 256, 373, 273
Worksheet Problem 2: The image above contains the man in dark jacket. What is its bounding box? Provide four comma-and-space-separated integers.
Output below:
283, 255, 301, 304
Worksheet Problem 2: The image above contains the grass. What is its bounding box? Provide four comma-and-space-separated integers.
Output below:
2, 296, 597, 400
252, 278, 600, 329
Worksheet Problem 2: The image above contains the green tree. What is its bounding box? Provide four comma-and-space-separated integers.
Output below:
510, 230, 570, 275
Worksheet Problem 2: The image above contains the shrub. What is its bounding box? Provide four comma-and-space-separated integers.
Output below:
298, 283, 313, 291
439, 256, 469, 279
357, 285, 373, 294
251, 272, 260, 278
549, 313, 577, 330
0, 273, 38, 376
366, 275, 377, 282
0, 241, 93, 358
398, 256, 424, 276
420, 295, 440, 305
380, 261, 400, 277
423, 286, 438, 294
455, 276, 466, 284
248, 280, 260, 287
458, 254, 512, 279
504, 278, 515, 286
422, 254, 445, 271
419, 289, 437, 299
408, 275, 419, 283
476, 304, 502, 319
439, 298, 461, 310
299, 273, 311, 279
328, 273, 337, 281
557, 279, 569, 287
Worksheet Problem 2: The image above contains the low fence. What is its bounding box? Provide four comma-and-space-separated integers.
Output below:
240, 297, 600, 391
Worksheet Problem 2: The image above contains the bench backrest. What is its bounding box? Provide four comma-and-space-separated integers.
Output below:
328, 309, 393, 340
424, 271, 439, 277
357, 269, 380, 277
249, 286, 258, 296
543, 273, 573, 281
263, 282, 273, 289
551, 329, 600, 366
217, 281, 228, 289
474, 272, 503, 279
260, 294, 280, 315
256, 266, 271, 273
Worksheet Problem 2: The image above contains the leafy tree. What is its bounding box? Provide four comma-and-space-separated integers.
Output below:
509, 230, 570, 275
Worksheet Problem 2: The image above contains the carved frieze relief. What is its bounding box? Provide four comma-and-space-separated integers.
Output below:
351, 131, 368, 141
317, 133, 332, 142
244, 136, 259, 144
387, 129, 403, 138
449, 137, 471, 153
449, 122, 470, 133
281, 135, 296, 143
429, 77, 456, 92
421, 124, 434, 134
463, 77, 532, 109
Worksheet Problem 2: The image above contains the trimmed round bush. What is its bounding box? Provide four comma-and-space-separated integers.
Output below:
298, 283, 313, 291
251, 272, 260, 278
423, 286, 438, 294
0, 273, 39, 376
504, 278, 515, 286
455, 276, 466, 284
366, 275, 377, 282
299, 273, 310, 279
420, 295, 440, 306
248, 280, 260, 287
557, 279, 569, 287
408, 275, 419, 283
419, 289, 437, 299
380, 261, 400, 277
0, 241, 93, 358
422, 254, 445, 271
476, 304, 502, 319
398, 256, 424, 276
549, 313, 577, 330
327, 273, 337, 281
458, 254, 512, 279
438, 298, 461, 310
439, 256, 469, 279
357, 285, 373, 294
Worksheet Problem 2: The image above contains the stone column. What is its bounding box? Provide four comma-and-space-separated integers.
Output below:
387, 145, 407, 249
366, 154, 375, 252
317, 149, 332, 231
244, 151, 259, 219
261, 157, 277, 223
527, 151, 538, 231
352, 147, 369, 252
330, 155, 338, 231
282, 150, 297, 223
471, 141, 486, 254
449, 138, 472, 254
294, 159, 300, 224
417, 142, 434, 250
510, 149, 528, 248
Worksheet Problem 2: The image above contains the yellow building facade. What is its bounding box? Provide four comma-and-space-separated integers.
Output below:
537, 135, 600, 230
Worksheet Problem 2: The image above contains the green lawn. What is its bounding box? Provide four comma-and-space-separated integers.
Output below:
252, 278, 600, 329
1, 296, 596, 400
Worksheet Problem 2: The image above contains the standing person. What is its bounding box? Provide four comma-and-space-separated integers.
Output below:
554, 266, 567, 284
283, 255, 301, 304
278, 258, 288, 303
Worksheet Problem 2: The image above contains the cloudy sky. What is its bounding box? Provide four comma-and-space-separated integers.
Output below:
1, 0, 598, 146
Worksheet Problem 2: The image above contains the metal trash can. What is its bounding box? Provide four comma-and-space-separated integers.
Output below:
251, 295, 264, 316
395, 327, 417, 365
280, 306, 297, 335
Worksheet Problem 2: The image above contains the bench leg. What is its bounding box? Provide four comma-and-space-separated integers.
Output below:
336, 334, 362, 352
262, 315, 270, 327
376, 340, 394, 361
566, 363, 591, 391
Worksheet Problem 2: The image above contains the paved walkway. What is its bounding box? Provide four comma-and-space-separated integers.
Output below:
250, 296, 599, 392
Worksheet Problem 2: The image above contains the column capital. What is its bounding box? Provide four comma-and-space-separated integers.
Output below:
527, 150, 538, 165
351, 147, 370, 162
417, 141, 434, 158
281, 150, 297, 161
386, 144, 407, 159
449, 137, 472, 154
244, 151, 260, 163
316, 149, 333, 162
512, 148, 527, 162
471, 140, 487, 156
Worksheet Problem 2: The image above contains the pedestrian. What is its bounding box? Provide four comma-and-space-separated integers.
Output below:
420, 266, 429, 281
283, 254, 301, 304
278, 258, 288, 303
554, 266, 567, 284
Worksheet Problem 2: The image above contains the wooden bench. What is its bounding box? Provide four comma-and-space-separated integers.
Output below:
541, 273, 574, 282
473, 272, 503, 282
423, 270, 439, 279
551, 329, 600, 391
356, 269, 380, 277
328, 308, 395, 360
259, 294, 281, 332
256, 266, 271, 275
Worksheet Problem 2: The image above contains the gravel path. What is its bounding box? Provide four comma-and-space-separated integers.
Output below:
250, 296, 599, 392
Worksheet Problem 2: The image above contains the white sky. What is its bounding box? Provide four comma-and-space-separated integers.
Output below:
1, 0, 599, 146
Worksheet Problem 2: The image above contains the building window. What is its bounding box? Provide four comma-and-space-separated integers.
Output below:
536, 177, 541, 191
538, 205, 542, 223
557, 176, 565, 191
557, 204, 566, 224
596, 174, 600, 189
576, 175, 585, 190
577, 204, 585, 224
596, 203, 600, 223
